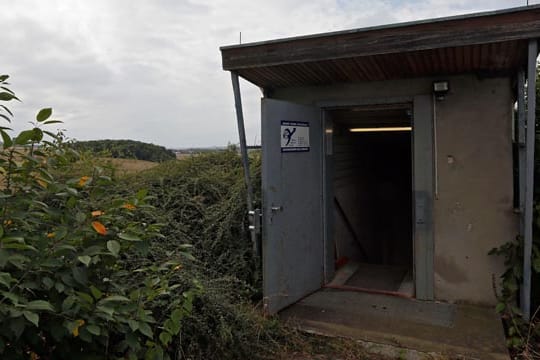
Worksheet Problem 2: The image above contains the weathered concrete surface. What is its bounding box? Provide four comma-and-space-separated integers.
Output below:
281, 289, 509, 360
432, 76, 517, 305
271, 74, 517, 305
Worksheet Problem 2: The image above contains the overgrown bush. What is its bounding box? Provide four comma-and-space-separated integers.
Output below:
115, 150, 293, 359
490, 235, 540, 354
130, 149, 261, 289
0, 75, 198, 359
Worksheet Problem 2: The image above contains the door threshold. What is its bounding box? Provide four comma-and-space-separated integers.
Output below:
324, 284, 412, 299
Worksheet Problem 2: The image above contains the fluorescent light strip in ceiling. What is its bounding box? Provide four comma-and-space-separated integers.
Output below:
349, 126, 412, 133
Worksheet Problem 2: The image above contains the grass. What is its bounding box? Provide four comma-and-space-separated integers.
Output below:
103, 157, 158, 174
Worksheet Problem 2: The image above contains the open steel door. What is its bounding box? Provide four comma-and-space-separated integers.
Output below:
261, 98, 324, 314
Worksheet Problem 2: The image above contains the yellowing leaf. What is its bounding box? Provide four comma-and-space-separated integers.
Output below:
91, 221, 107, 236
173, 265, 183, 271
46, 232, 55, 238
36, 179, 48, 188
78, 176, 90, 187
4, 219, 12, 226
121, 203, 136, 210
91, 210, 104, 217
72, 319, 85, 337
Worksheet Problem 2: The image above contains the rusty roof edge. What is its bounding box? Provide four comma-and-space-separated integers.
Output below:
219, 4, 540, 51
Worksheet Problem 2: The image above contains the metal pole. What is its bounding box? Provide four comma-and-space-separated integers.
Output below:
230, 71, 259, 256
518, 69, 526, 237
523, 39, 537, 321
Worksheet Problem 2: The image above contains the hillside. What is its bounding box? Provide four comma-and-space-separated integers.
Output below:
72, 139, 176, 162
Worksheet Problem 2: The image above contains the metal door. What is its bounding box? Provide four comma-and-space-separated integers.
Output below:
262, 98, 324, 314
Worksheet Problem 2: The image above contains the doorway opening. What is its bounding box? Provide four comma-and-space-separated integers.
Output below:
326, 104, 414, 297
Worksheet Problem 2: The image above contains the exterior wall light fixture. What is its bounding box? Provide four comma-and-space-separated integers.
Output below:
433, 80, 449, 100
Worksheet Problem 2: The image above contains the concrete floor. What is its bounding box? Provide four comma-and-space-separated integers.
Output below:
280, 289, 509, 360
328, 262, 414, 296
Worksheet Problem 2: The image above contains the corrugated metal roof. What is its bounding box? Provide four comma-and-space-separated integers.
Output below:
220, 6, 540, 88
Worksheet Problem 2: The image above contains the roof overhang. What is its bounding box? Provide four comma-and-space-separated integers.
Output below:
220, 5, 540, 88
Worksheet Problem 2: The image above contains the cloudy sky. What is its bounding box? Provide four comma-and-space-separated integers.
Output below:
1, 0, 537, 148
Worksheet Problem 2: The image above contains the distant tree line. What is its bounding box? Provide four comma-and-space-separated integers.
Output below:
72, 139, 176, 162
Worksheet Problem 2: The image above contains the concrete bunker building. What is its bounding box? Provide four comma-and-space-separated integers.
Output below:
221, 5, 540, 358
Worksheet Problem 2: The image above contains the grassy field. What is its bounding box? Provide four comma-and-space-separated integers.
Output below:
104, 157, 159, 174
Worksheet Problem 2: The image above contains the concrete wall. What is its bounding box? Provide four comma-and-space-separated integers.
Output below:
432, 76, 516, 305
270, 74, 518, 305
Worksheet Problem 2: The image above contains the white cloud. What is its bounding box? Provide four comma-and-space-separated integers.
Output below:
0, 0, 535, 147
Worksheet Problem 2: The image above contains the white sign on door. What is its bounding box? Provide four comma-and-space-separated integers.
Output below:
281, 121, 310, 152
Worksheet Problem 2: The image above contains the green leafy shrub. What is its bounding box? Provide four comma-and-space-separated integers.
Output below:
0, 75, 197, 359
489, 235, 540, 351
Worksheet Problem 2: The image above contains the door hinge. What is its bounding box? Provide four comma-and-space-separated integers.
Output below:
248, 208, 262, 235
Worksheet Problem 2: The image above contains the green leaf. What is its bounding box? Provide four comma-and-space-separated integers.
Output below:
23, 311, 39, 327
36, 108, 52, 122
1, 290, 21, 304
77, 291, 94, 304
55, 282, 65, 293
164, 318, 180, 335
3, 243, 38, 251
495, 302, 506, 313
2, 236, 25, 244
96, 305, 115, 317
26, 300, 55, 312
42, 277, 54, 289
100, 295, 130, 302
127, 319, 139, 331
0, 92, 16, 101
86, 324, 101, 336
107, 240, 121, 257
0, 272, 13, 288
90, 285, 102, 300
159, 331, 172, 346
138, 321, 153, 338
14, 129, 35, 145
118, 233, 141, 241
78, 255, 92, 266
0, 75, 9, 82
136, 189, 148, 200
0, 129, 12, 148
32, 127, 43, 141
72, 266, 88, 285
171, 309, 183, 323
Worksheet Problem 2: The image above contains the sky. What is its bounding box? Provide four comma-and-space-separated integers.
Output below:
1, 0, 538, 148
